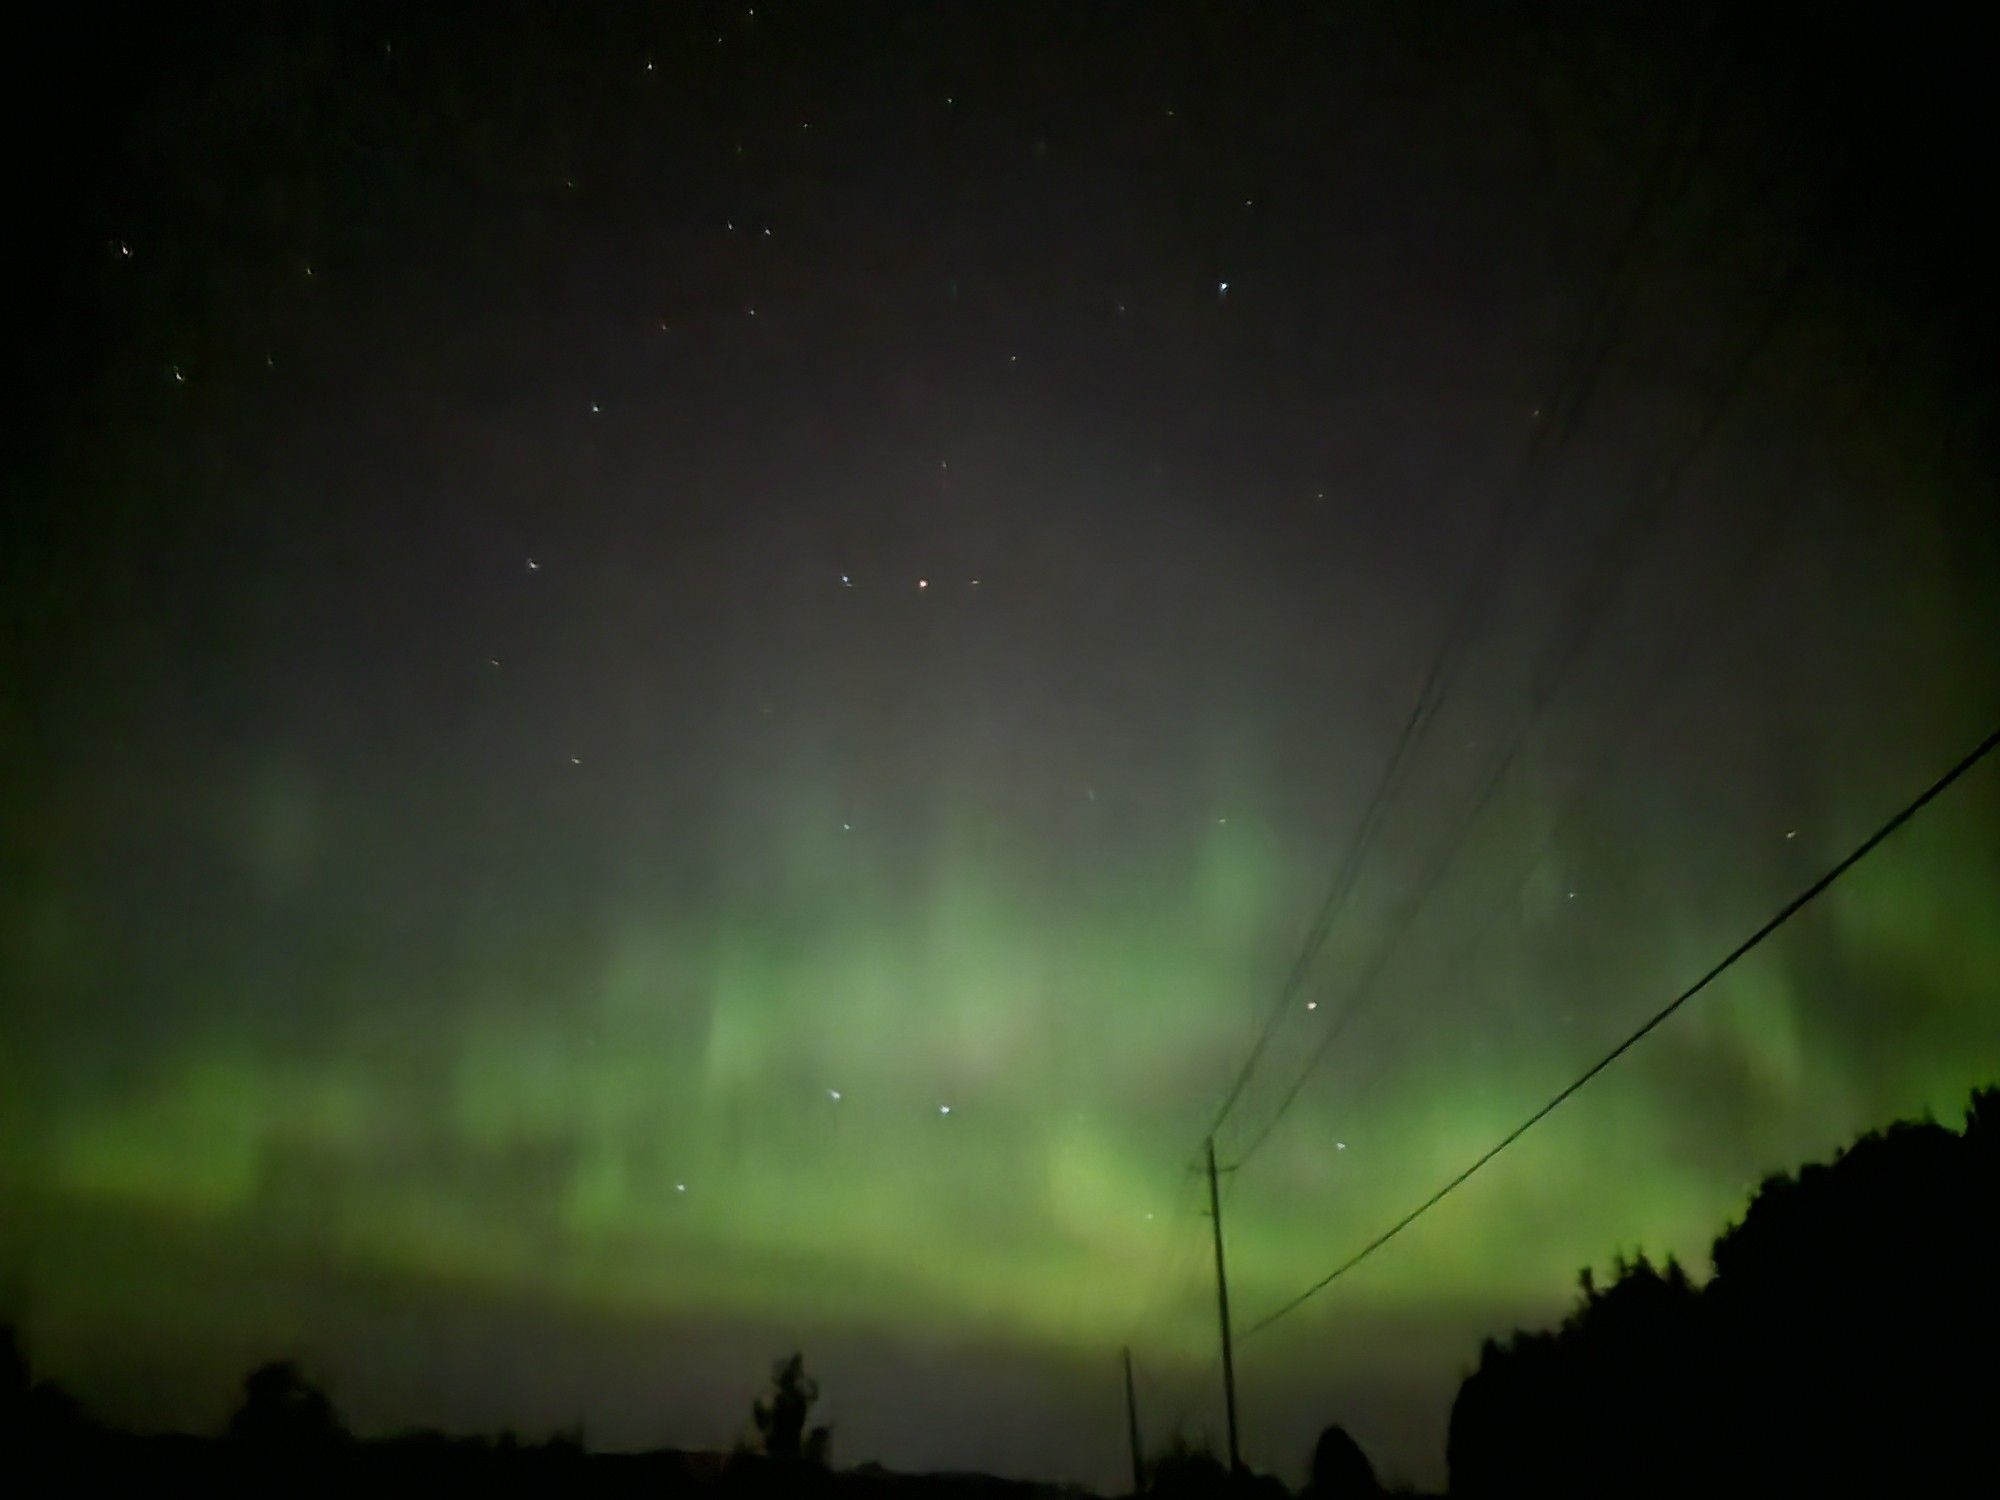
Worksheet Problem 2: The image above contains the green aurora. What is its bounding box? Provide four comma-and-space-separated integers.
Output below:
6, 727, 1996, 1476
7, 6, 2000, 1488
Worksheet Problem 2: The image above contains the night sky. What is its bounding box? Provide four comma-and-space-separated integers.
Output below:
5, 4, 1998, 1490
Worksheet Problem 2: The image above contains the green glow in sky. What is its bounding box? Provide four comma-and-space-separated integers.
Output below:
6, 749, 1995, 1485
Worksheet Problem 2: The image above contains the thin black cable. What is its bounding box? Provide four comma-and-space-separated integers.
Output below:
1118, 1165, 1211, 1352
1326, 465, 1810, 1126
1226, 251, 1810, 1170
1238, 723, 2000, 1340
1197, 63, 1725, 1148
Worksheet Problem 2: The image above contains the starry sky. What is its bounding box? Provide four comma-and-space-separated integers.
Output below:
5, 3, 1998, 1489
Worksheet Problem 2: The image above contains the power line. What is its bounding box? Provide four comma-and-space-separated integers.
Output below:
1238, 722, 2000, 1340
1224, 249, 1811, 1171
1197, 61, 1726, 1150
1117, 1163, 1211, 1353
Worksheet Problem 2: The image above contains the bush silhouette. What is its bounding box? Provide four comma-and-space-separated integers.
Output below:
752, 1351, 831, 1467
0, 1324, 88, 1451
1305, 1423, 1380, 1498
1144, 1433, 1230, 1500
1447, 1085, 1999, 1497
227, 1359, 347, 1452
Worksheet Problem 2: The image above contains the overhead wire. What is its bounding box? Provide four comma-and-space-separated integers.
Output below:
1237, 722, 2000, 1339
1116, 1159, 1213, 1354
1224, 246, 1811, 1169
1196, 53, 1731, 1151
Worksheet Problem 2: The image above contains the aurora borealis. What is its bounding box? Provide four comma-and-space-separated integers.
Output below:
5, 4, 1998, 1490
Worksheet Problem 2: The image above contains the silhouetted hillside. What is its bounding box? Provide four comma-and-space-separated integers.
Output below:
7, 1089, 1990, 1496
1448, 1085, 1998, 1497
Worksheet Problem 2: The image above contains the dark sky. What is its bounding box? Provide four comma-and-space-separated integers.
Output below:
5, 3, 1998, 1489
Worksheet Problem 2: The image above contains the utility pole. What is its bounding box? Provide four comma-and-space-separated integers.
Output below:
1122, 1346, 1145, 1495
1205, 1136, 1242, 1475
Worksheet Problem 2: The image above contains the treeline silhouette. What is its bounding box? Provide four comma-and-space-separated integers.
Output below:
5, 1087, 1993, 1496
1449, 1084, 1996, 1496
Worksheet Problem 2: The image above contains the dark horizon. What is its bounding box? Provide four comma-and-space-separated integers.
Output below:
10, 1080, 1997, 1496
6, 3, 1998, 1490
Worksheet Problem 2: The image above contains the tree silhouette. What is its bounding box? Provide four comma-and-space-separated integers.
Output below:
1144, 1433, 1230, 1500
227, 1359, 347, 1452
0, 1323, 87, 1450
752, 1352, 830, 1467
0, 1327, 25, 1413
1447, 1085, 2000, 1497
1305, 1423, 1381, 1499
